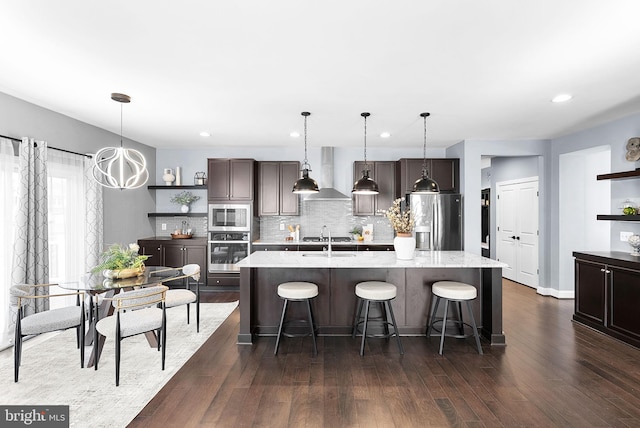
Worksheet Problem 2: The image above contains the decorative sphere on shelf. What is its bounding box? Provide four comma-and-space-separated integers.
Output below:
628, 234, 640, 256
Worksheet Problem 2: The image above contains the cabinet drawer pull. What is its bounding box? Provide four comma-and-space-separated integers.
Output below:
600, 268, 606, 272
605, 269, 611, 273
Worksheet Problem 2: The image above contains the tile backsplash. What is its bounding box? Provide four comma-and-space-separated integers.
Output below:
152, 216, 208, 238
259, 200, 394, 242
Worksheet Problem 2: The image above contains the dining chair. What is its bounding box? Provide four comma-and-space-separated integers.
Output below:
161, 264, 201, 332
10, 284, 86, 383
94, 285, 168, 386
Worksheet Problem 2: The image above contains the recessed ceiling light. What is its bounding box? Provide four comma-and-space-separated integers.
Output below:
290, 131, 300, 138
380, 132, 391, 138
199, 131, 211, 137
552, 94, 573, 103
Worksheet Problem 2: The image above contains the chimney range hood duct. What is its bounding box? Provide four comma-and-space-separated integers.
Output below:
303, 147, 351, 201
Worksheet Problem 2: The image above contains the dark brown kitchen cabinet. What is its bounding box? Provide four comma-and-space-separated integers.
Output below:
258, 161, 300, 216
352, 161, 396, 216
573, 251, 640, 348
396, 158, 459, 195
137, 238, 207, 286
207, 158, 255, 201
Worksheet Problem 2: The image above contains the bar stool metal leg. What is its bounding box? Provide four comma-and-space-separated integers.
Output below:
274, 299, 289, 355
360, 300, 371, 356
352, 298, 363, 338
385, 300, 404, 355
439, 299, 449, 355
306, 298, 318, 356
426, 296, 441, 338
466, 301, 483, 355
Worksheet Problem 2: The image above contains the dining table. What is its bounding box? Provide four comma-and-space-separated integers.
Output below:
59, 266, 181, 367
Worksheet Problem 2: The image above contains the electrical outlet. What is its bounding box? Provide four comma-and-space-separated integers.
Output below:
161, 223, 167, 231
620, 231, 633, 242
279, 223, 285, 231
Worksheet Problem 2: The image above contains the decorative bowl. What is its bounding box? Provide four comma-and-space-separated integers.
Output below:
102, 266, 145, 279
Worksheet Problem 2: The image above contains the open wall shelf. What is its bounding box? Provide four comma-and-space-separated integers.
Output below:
148, 213, 207, 218
597, 215, 640, 222
148, 185, 207, 189
597, 169, 640, 180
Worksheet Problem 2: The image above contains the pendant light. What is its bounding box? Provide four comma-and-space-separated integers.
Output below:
412, 112, 440, 194
292, 111, 319, 194
352, 112, 379, 195
92, 93, 149, 190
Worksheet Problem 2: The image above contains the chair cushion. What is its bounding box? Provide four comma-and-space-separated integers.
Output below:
432, 281, 477, 300
355, 281, 397, 301
277, 282, 318, 299
96, 307, 163, 338
164, 289, 197, 308
20, 306, 82, 336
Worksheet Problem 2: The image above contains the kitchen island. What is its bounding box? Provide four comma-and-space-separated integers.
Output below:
236, 250, 508, 346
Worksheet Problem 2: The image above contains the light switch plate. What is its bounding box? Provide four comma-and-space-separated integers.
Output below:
279, 223, 285, 231
620, 231, 633, 241
162, 223, 167, 231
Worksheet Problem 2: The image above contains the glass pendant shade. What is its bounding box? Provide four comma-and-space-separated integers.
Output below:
92, 93, 149, 190
352, 112, 379, 195
293, 111, 319, 194
412, 112, 439, 194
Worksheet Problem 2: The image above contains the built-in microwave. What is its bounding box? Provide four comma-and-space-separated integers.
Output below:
208, 203, 251, 231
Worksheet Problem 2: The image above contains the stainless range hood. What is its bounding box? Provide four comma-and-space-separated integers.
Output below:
303, 147, 351, 201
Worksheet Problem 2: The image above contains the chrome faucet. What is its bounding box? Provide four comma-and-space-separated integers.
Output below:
321, 225, 332, 257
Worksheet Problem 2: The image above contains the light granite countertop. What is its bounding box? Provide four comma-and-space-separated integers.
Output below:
236, 250, 508, 269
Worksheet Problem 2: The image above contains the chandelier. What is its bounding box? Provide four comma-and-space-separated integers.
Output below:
92, 93, 148, 190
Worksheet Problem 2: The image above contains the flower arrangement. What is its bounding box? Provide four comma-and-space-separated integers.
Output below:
170, 190, 200, 206
382, 197, 413, 234
91, 243, 149, 273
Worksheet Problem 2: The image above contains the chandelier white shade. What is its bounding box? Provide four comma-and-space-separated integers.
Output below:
92, 93, 149, 190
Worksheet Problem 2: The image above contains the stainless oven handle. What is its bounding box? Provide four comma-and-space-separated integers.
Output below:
208, 241, 249, 244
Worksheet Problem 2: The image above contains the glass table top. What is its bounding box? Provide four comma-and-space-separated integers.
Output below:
59, 266, 181, 292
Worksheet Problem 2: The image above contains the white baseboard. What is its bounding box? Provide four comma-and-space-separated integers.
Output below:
537, 286, 574, 299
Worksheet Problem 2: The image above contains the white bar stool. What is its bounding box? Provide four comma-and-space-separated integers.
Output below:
274, 282, 318, 356
426, 281, 483, 355
352, 281, 403, 356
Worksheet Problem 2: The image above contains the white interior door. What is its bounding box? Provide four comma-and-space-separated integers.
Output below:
496, 178, 539, 288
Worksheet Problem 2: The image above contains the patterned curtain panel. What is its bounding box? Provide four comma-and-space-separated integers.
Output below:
84, 156, 103, 271
11, 138, 49, 318
0, 138, 17, 348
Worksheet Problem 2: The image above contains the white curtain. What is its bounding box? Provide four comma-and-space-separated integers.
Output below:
84, 155, 103, 271
11, 138, 49, 317
47, 150, 86, 307
0, 138, 18, 348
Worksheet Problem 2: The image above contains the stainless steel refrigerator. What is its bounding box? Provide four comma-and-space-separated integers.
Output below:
409, 193, 463, 250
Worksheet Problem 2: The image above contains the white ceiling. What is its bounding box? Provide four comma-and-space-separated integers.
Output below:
1, 1, 640, 149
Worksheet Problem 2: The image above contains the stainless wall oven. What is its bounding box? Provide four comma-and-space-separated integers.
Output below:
208, 232, 251, 273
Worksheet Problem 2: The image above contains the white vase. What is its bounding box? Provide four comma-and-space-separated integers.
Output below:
181, 204, 189, 213
394, 233, 416, 260
162, 168, 175, 185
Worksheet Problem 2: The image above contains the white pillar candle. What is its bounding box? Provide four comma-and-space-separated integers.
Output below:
175, 166, 182, 185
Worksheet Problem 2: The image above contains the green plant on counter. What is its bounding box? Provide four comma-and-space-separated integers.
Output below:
170, 191, 200, 206
349, 226, 363, 236
91, 243, 149, 273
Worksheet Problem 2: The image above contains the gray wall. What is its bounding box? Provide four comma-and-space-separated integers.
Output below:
0, 91, 156, 246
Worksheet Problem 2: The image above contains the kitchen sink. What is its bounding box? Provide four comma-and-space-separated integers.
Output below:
302, 253, 356, 257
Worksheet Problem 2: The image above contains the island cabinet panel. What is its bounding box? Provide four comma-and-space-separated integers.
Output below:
245, 265, 487, 338
573, 251, 640, 348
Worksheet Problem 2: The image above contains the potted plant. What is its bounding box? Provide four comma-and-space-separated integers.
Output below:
170, 190, 201, 213
382, 197, 416, 259
91, 243, 149, 279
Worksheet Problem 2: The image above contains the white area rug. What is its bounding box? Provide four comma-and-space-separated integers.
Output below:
0, 301, 238, 427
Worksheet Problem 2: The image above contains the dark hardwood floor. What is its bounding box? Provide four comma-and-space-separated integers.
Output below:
129, 282, 640, 427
